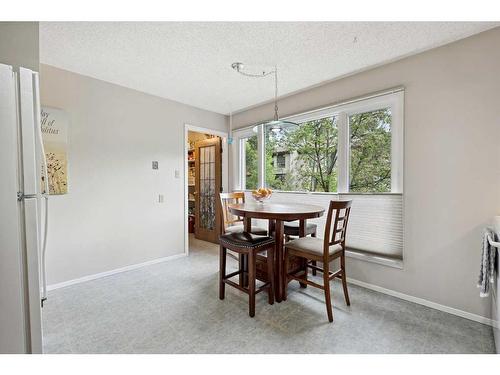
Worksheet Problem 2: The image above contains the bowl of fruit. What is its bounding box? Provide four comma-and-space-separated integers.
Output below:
251, 187, 272, 203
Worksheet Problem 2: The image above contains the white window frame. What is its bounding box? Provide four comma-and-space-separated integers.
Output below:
340, 91, 404, 193
232, 126, 260, 190
234, 89, 404, 194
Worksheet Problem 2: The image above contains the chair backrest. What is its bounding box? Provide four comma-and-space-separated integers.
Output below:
323, 200, 352, 257
219, 192, 246, 234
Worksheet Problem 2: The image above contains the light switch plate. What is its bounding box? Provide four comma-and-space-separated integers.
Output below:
158, 194, 164, 203
174, 169, 180, 178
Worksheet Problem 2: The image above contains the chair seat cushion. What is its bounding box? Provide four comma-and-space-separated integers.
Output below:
225, 223, 267, 235
220, 232, 275, 249
284, 221, 317, 236
285, 237, 342, 257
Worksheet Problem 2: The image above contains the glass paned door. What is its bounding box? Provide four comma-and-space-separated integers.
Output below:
195, 137, 222, 243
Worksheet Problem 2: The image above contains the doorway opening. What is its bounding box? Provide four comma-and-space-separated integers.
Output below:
184, 124, 228, 255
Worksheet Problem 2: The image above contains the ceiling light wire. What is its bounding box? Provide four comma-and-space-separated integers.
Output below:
231, 62, 297, 130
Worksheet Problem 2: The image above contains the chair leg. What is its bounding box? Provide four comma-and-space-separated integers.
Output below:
311, 260, 317, 276
266, 248, 275, 305
311, 231, 317, 276
240, 254, 248, 287
283, 249, 290, 301
323, 261, 333, 322
219, 245, 226, 300
341, 253, 350, 306
300, 257, 308, 288
238, 253, 244, 286
248, 251, 256, 317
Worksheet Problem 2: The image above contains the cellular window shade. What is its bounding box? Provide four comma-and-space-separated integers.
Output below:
338, 194, 403, 259
248, 192, 403, 260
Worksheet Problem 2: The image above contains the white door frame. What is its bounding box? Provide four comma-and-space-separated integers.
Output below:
184, 124, 228, 255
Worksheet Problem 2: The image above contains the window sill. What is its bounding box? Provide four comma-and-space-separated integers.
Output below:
240, 189, 402, 196
346, 249, 403, 269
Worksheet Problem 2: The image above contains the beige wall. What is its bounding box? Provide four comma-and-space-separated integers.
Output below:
40, 64, 226, 285
232, 27, 500, 319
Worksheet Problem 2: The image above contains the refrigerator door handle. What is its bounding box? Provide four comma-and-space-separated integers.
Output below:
33, 73, 49, 195
17, 192, 38, 201
22, 197, 43, 353
32, 72, 49, 305
40, 196, 49, 306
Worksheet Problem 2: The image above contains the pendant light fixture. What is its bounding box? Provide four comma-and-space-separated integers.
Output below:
231, 62, 297, 133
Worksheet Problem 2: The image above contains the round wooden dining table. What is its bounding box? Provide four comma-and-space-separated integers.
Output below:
227, 202, 325, 302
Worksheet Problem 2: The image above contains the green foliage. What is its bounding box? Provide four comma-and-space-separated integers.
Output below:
244, 134, 283, 190
245, 108, 392, 193
244, 136, 258, 189
282, 117, 338, 192
349, 109, 391, 192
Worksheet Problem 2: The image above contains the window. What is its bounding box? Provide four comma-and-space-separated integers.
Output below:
265, 117, 338, 192
349, 108, 392, 193
232, 90, 404, 263
240, 135, 258, 190
276, 153, 286, 169
235, 90, 403, 194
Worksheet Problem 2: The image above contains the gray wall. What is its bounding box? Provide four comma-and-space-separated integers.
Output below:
232, 27, 500, 319
0, 21, 39, 353
40, 65, 227, 285
0, 22, 39, 71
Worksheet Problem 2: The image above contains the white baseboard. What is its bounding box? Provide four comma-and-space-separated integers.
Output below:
47, 253, 187, 291
347, 277, 493, 326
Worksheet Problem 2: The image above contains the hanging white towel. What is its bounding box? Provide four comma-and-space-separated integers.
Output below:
478, 228, 497, 297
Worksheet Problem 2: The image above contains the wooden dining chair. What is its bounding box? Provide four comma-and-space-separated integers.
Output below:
219, 192, 267, 235
283, 220, 318, 275
219, 232, 275, 317
283, 200, 352, 322
219, 192, 269, 288
284, 221, 317, 240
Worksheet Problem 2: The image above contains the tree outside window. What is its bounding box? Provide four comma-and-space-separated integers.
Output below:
243, 136, 258, 190
349, 108, 391, 193
244, 107, 392, 193
264, 117, 338, 192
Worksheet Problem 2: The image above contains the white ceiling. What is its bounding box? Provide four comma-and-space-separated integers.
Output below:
40, 22, 498, 115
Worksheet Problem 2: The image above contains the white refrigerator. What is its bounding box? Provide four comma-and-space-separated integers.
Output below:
0, 63, 48, 353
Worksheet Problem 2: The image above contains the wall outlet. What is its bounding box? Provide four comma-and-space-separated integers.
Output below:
158, 194, 164, 203
174, 169, 180, 179
152, 161, 159, 170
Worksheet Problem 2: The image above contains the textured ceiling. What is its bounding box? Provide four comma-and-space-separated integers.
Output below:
40, 22, 498, 114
